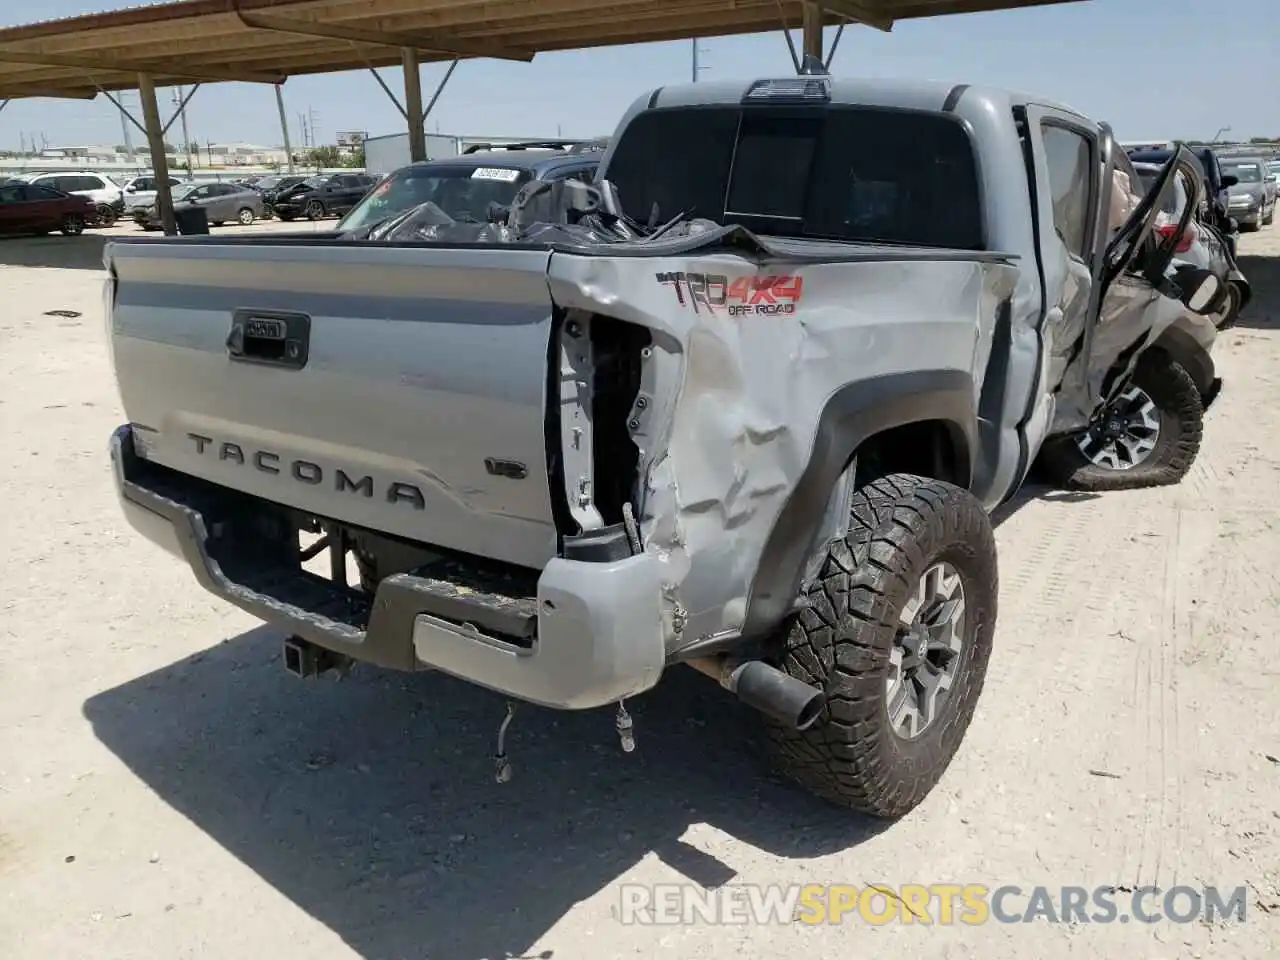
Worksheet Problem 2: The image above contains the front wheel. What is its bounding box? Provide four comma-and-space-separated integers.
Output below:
59, 214, 85, 236
1037, 355, 1203, 492
762, 474, 998, 818
1219, 280, 1244, 330
305, 200, 326, 221
237, 207, 255, 225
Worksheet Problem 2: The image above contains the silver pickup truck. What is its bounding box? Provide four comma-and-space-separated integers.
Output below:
105, 74, 1226, 818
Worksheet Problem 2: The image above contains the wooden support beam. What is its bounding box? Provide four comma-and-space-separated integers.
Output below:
0, 46, 284, 84
401, 48, 426, 163
235, 10, 534, 63
802, 2, 823, 60
138, 73, 177, 236
823, 1, 894, 31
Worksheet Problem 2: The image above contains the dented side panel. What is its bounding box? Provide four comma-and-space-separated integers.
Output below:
547, 250, 1021, 653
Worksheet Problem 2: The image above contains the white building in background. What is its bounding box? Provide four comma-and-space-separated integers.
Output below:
200, 142, 291, 166
335, 131, 368, 157
37, 144, 128, 162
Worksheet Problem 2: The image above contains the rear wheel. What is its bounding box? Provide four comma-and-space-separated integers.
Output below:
1037, 355, 1203, 491
762, 474, 997, 818
237, 207, 255, 225
59, 214, 85, 236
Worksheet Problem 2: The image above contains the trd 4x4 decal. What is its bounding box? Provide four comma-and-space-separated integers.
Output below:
655, 272, 804, 316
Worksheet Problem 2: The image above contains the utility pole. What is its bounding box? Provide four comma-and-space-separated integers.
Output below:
116, 89, 136, 162
173, 85, 194, 173
691, 39, 709, 81
274, 84, 295, 174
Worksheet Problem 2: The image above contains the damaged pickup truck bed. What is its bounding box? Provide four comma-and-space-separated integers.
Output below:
105, 75, 1226, 818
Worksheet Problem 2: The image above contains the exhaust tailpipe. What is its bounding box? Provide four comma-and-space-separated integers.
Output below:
686, 656, 824, 731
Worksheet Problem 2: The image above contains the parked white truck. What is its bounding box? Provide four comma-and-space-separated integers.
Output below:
105, 73, 1225, 818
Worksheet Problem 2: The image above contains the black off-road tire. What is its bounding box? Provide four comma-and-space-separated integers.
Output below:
762, 474, 998, 819
1037, 355, 1203, 492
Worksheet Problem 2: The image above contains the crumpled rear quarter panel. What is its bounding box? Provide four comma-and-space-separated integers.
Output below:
547, 250, 1018, 651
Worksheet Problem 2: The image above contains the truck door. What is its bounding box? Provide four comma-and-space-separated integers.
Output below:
1020, 107, 1201, 450
1051, 142, 1206, 433
1022, 107, 1102, 435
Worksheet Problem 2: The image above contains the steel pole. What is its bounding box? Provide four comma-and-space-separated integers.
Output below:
275, 83, 295, 173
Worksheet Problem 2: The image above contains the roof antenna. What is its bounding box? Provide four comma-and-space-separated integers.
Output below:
798, 53, 828, 76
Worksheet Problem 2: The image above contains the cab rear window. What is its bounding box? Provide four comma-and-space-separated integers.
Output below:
605, 104, 984, 249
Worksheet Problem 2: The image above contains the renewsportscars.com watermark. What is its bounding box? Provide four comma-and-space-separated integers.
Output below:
617, 883, 1250, 926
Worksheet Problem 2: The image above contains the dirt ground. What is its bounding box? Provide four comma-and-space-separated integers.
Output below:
1, 221, 1277, 960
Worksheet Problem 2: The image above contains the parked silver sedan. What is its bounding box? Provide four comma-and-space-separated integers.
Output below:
133, 181, 265, 230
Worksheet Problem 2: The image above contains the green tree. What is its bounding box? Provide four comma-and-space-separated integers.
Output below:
306, 145, 342, 168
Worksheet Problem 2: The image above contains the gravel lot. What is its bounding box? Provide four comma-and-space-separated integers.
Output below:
1, 220, 1277, 960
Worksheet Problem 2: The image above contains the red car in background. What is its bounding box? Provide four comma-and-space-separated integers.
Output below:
0, 180, 97, 236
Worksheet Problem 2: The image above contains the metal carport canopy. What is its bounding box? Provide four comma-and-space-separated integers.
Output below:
0, 0, 1088, 99
0, 0, 1088, 234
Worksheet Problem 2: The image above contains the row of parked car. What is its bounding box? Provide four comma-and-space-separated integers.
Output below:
122, 172, 379, 230
0, 168, 382, 237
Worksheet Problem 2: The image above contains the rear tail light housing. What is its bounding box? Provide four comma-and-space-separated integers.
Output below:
1157, 221, 1198, 254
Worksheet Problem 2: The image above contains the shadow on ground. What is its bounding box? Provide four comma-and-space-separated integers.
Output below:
992, 480, 1099, 526
0, 233, 110, 270
84, 627, 885, 960
1235, 254, 1279, 331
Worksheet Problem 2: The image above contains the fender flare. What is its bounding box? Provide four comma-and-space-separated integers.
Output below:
741, 369, 977, 640
1148, 323, 1216, 396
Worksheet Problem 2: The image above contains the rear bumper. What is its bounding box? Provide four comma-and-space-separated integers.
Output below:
109, 424, 666, 709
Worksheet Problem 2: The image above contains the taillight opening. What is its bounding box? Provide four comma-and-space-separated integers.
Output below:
1157, 222, 1197, 254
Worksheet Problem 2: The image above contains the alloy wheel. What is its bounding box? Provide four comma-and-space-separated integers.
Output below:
1076, 385, 1161, 470
887, 561, 966, 740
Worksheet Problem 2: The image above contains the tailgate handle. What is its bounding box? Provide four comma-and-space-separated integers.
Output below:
227, 310, 310, 370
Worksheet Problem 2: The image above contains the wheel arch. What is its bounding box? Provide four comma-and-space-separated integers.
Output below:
1146, 323, 1216, 396
741, 370, 977, 640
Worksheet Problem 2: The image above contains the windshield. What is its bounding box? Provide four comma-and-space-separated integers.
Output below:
1223, 161, 1263, 184
338, 164, 530, 231
605, 105, 984, 249
172, 183, 201, 201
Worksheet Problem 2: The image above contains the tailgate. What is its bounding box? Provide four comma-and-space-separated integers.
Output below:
107, 240, 559, 569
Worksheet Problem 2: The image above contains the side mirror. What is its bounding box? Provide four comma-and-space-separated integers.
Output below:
1221, 174, 1239, 188
1227, 217, 1240, 232
1174, 265, 1226, 316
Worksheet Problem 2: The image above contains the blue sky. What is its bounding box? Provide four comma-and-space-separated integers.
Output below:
2, 0, 1277, 150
